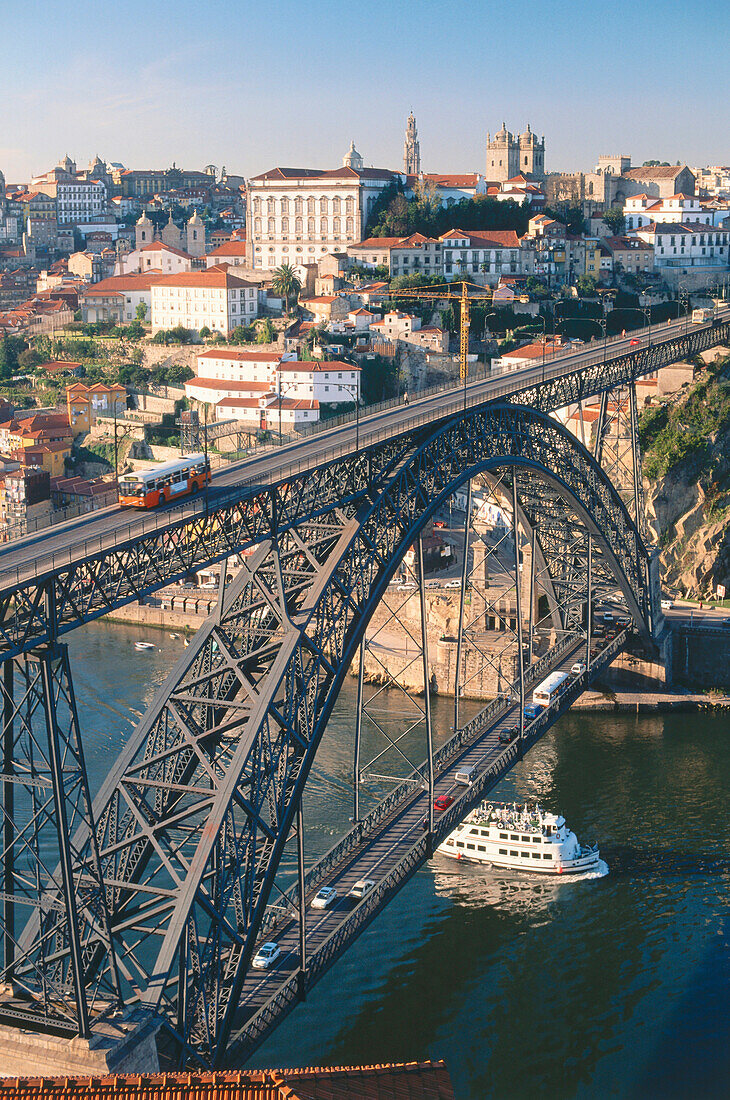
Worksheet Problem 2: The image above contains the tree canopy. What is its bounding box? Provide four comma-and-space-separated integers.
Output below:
366, 189, 531, 240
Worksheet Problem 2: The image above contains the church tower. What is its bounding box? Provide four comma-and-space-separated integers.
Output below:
135, 212, 154, 250
518, 123, 545, 180
161, 209, 183, 250
342, 141, 364, 171
403, 112, 420, 175
186, 209, 205, 257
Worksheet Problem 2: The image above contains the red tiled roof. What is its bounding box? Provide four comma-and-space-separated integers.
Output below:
155, 265, 256, 289
82, 273, 167, 296
0, 1064, 454, 1100
197, 349, 281, 362
139, 241, 191, 258
439, 227, 521, 247
187, 377, 272, 392
208, 241, 248, 257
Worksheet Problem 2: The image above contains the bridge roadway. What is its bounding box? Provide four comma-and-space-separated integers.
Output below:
1, 309, 727, 589
220, 628, 625, 1064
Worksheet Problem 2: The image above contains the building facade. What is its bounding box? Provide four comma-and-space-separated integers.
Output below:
150, 266, 258, 334
246, 158, 398, 271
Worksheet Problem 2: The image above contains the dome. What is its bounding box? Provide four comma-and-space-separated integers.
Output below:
136, 212, 152, 225
188, 210, 203, 224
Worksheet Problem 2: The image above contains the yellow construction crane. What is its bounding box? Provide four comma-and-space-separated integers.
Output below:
385, 280, 496, 382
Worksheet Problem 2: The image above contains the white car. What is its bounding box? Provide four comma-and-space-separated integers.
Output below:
443, 580, 461, 589
571, 662, 586, 675
311, 885, 338, 910
397, 583, 417, 592
660, 599, 674, 610
252, 941, 281, 969
347, 878, 375, 902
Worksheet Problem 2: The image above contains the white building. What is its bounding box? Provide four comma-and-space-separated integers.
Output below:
117, 241, 193, 276
246, 151, 398, 271
150, 265, 259, 335
369, 311, 421, 341
439, 229, 532, 282
48, 179, 107, 225
631, 222, 730, 271
185, 349, 360, 417
624, 193, 708, 231
80, 273, 166, 323
278, 359, 360, 404
205, 240, 249, 269
348, 233, 442, 277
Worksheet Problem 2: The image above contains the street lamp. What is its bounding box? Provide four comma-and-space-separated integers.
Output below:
277, 380, 299, 446
339, 381, 360, 452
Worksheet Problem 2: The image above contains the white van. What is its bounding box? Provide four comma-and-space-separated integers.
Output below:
455, 764, 477, 786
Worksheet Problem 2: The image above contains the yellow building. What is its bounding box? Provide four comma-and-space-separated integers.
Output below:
66, 382, 126, 437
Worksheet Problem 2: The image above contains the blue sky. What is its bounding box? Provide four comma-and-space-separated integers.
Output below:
2, 0, 728, 181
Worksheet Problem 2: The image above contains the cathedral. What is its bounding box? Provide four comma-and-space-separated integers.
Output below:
485, 123, 545, 183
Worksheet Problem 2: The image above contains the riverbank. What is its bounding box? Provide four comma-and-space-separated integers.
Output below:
571, 687, 730, 712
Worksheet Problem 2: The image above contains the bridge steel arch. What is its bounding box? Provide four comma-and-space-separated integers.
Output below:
12, 403, 653, 1065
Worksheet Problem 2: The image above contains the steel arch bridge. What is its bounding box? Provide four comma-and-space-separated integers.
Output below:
0, 399, 658, 1067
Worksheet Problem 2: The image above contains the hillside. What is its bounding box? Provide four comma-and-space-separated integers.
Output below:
642, 353, 730, 596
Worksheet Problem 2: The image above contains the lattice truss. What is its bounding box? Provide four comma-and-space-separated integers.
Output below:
1, 404, 654, 1066
0, 647, 120, 1035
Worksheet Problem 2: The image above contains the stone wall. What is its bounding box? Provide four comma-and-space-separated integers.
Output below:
670, 623, 730, 689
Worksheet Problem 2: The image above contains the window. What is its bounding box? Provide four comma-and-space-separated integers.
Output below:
307, 198, 315, 214
510, 850, 518, 857
319, 197, 327, 214
521, 852, 530, 858
477, 844, 486, 852
510, 834, 519, 841
532, 852, 541, 859
521, 836, 531, 843
466, 843, 475, 851
281, 217, 289, 235
499, 832, 508, 839
308, 218, 315, 235
543, 853, 552, 860
457, 841, 465, 849
499, 848, 508, 855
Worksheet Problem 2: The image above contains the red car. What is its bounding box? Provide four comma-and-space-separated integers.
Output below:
433, 520, 446, 528
629, 338, 641, 346
434, 794, 454, 813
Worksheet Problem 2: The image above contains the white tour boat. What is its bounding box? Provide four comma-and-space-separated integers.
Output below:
134, 641, 156, 651
437, 801, 601, 875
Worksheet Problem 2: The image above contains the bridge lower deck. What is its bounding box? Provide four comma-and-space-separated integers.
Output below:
219, 629, 626, 1066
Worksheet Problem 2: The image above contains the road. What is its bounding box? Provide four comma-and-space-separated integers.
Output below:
1, 309, 726, 589
663, 603, 730, 629
226, 631, 620, 1055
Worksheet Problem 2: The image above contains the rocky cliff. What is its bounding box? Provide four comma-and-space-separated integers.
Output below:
643, 352, 730, 597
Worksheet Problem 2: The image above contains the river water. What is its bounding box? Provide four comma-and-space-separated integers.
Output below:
68, 621, 730, 1099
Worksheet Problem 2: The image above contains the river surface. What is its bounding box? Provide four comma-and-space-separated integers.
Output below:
69, 620, 730, 1099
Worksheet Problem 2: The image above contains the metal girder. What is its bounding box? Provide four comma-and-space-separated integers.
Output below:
1, 319, 726, 661
9, 403, 654, 1065
0, 645, 120, 1035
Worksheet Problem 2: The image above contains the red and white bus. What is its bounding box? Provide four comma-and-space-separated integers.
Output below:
118, 453, 211, 508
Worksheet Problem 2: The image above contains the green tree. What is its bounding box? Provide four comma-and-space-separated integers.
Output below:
199, 325, 212, 339
603, 207, 626, 236
270, 263, 302, 313
575, 274, 598, 297
0, 333, 18, 380
135, 301, 148, 322
256, 318, 276, 345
